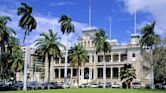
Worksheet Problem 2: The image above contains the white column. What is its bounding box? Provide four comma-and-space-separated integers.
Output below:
119, 53, 121, 62
118, 67, 121, 79
59, 57, 61, 64
90, 53, 92, 63
111, 67, 113, 79
89, 68, 92, 80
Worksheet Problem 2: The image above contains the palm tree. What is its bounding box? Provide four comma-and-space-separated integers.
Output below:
69, 44, 88, 88
59, 15, 75, 87
11, 46, 24, 83
0, 16, 16, 52
120, 64, 136, 89
17, 2, 37, 90
93, 29, 111, 88
34, 29, 63, 89
0, 16, 15, 43
0, 16, 16, 81
140, 21, 160, 89
11, 46, 24, 72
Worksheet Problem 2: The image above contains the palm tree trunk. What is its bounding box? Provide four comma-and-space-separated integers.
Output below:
103, 52, 106, 88
64, 34, 69, 88
47, 56, 51, 89
23, 33, 29, 91
77, 66, 80, 88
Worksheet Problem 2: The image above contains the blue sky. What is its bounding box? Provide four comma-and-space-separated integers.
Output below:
0, 0, 166, 47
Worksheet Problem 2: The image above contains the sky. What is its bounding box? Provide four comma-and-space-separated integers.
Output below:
0, 0, 166, 47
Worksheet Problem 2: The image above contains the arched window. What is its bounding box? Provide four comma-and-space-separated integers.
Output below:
84, 41, 86, 46
132, 53, 136, 57
88, 41, 90, 47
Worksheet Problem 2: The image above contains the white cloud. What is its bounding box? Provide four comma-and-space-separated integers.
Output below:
50, 2, 76, 7
121, 0, 166, 36
0, 7, 88, 48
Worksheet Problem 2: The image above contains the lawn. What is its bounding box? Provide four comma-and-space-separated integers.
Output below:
1, 88, 166, 93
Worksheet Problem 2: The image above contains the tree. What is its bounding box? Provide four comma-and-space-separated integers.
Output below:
153, 45, 166, 82
59, 15, 75, 87
140, 21, 160, 89
34, 29, 63, 89
0, 16, 16, 82
0, 16, 16, 44
93, 29, 111, 88
17, 2, 37, 90
11, 46, 24, 82
69, 44, 88, 88
120, 64, 136, 88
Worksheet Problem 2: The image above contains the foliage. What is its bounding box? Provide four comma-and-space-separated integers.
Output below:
93, 29, 111, 54
11, 46, 24, 72
35, 29, 63, 89
140, 21, 160, 49
69, 44, 88, 67
120, 64, 136, 81
59, 15, 75, 34
69, 44, 88, 87
17, 2, 37, 42
153, 46, 166, 81
0, 16, 16, 45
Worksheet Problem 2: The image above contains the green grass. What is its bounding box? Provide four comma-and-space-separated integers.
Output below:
1, 88, 166, 93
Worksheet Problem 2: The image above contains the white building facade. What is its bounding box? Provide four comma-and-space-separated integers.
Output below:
47, 28, 151, 86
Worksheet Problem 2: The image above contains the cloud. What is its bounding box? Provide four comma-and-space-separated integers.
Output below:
121, 0, 166, 36
50, 2, 76, 7
0, 6, 88, 48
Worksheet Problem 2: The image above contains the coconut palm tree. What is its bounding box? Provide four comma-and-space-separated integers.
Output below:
11, 46, 24, 72
0, 16, 16, 81
140, 21, 160, 89
59, 15, 75, 87
17, 2, 37, 90
11, 45, 24, 83
120, 64, 136, 88
0, 16, 14, 43
69, 44, 88, 88
34, 29, 64, 89
93, 29, 111, 88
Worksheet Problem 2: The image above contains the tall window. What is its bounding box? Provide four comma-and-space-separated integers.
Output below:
97, 68, 103, 78
113, 54, 119, 62
106, 68, 111, 78
113, 68, 119, 79
87, 56, 89, 63
61, 58, 65, 63
88, 41, 90, 47
98, 55, 103, 62
60, 69, 64, 78
73, 68, 77, 77
121, 54, 127, 61
105, 55, 111, 62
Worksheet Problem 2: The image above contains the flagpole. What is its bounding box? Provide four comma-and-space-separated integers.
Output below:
89, 0, 92, 28
134, 11, 137, 34
108, 16, 112, 40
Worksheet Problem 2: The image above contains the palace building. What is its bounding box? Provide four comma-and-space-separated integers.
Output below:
43, 27, 152, 87
16, 27, 152, 87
